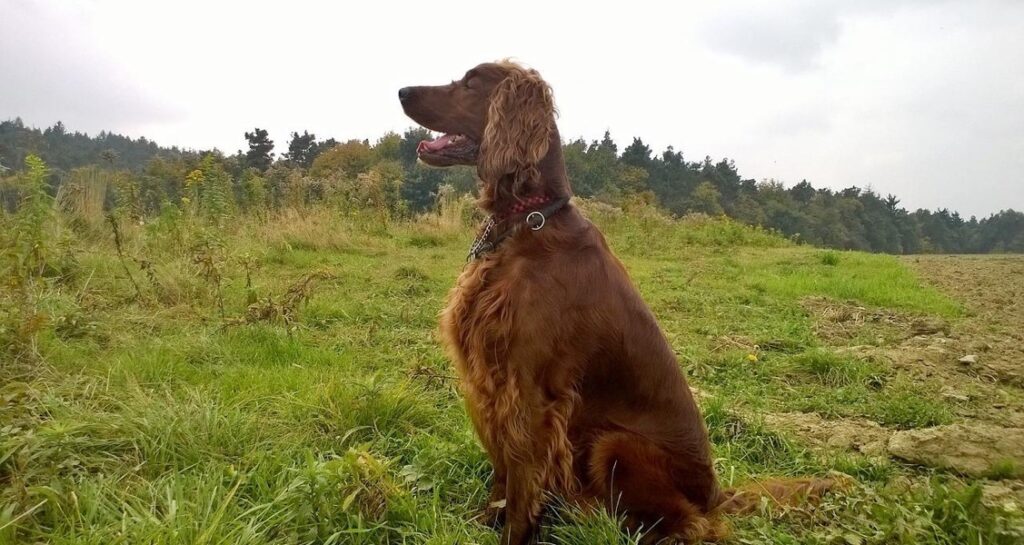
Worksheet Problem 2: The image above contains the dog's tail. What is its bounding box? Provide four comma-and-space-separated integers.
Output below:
717, 476, 850, 515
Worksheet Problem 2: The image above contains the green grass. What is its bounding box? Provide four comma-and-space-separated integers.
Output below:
1, 202, 1018, 544
871, 384, 955, 430
819, 250, 841, 267
791, 349, 885, 388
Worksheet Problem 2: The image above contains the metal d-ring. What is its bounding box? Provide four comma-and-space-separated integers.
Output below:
526, 211, 546, 231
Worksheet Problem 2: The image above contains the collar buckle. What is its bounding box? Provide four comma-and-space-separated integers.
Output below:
526, 211, 546, 231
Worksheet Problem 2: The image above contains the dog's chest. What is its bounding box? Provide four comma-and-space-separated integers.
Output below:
440, 260, 520, 404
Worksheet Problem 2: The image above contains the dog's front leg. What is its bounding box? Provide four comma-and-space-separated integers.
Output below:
501, 453, 543, 545
499, 377, 577, 545
463, 401, 509, 525
483, 466, 508, 526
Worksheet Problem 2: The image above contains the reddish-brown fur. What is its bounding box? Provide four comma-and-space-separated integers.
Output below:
399, 61, 836, 544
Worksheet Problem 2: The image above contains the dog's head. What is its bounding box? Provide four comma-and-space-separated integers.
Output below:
399, 61, 555, 198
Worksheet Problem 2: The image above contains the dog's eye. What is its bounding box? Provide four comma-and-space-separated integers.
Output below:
464, 78, 474, 89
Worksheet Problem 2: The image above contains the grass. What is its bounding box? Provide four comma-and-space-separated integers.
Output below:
819, 250, 841, 267
791, 349, 884, 388
1, 200, 1020, 544
871, 382, 955, 429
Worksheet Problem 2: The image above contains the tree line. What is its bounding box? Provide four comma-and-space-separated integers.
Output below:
1, 118, 1021, 253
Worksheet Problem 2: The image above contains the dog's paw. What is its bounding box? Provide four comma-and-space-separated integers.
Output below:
478, 498, 506, 527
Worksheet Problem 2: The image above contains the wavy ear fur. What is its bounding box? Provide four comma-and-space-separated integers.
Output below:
478, 65, 555, 206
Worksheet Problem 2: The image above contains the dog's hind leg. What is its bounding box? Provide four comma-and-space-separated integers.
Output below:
587, 431, 728, 544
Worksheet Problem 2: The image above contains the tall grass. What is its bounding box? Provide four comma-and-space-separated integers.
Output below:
56, 166, 109, 231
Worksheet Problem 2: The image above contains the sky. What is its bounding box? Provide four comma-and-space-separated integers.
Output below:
2, 0, 1022, 218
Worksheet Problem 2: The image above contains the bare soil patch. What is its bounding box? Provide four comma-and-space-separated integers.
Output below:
906, 255, 1024, 389
780, 255, 1024, 479
797, 256, 1024, 426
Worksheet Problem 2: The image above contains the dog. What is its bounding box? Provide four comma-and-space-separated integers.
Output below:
399, 60, 836, 544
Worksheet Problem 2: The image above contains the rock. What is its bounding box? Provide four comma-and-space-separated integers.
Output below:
986, 361, 1024, 387
982, 482, 1024, 511
940, 386, 970, 403
959, 354, 978, 365
764, 412, 890, 457
911, 318, 948, 336
888, 423, 1024, 477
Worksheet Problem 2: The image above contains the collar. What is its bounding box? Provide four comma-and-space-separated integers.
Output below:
467, 195, 570, 261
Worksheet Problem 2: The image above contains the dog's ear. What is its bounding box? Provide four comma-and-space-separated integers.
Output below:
478, 67, 554, 198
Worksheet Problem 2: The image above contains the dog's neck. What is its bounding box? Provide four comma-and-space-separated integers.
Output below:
480, 127, 572, 215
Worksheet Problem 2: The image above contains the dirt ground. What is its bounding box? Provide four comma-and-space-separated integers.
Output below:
770, 254, 1024, 506
905, 255, 1024, 401
801, 255, 1024, 427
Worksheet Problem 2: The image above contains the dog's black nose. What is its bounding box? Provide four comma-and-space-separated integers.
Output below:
398, 87, 412, 103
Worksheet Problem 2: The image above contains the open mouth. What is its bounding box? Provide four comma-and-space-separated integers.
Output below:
416, 133, 479, 167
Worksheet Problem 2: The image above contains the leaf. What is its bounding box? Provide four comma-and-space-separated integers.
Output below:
341, 489, 359, 512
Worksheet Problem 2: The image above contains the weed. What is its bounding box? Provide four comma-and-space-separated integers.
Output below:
792, 349, 884, 387
190, 230, 227, 317
983, 459, 1021, 480
106, 213, 144, 300
228, 270, 334, 330
820, 250, 841, 266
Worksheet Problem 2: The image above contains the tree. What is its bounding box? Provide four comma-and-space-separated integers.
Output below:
244, 128, 274, 172
649, 146, 696, 215
789, 180, 815, 204
373, 132, 403, 163
2, 117, 1022, 256
239, 168, 268, 211
353, 160, 406, 218
100, 149, 118, 167
733, 193, 766, 226
618, 166, 649, 196
686, 181, 724, 215
562, 139, 594, 196
596, 130, 617, 156
398, 127, 432, 167
310, 138, 337, 162
885, 194, 900, 212
284, 131, 317, 168
621, 137, 652, 169
309, 140, 376, 179
566, 133, 620, 198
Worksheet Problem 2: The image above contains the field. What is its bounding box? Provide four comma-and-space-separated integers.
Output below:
2, 198, 1023, 544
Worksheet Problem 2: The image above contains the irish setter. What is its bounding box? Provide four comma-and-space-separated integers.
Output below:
399, 61, 835, 544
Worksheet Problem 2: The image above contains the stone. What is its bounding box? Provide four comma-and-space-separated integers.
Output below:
887, 423, 1024, 477
959, 354, 978, 365
940, 386, 970, 403
911, 318, 948, 336
764, 412, 890, 457
981, 482, 1024, 511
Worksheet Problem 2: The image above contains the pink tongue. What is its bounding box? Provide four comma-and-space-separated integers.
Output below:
418, 134, 454, 153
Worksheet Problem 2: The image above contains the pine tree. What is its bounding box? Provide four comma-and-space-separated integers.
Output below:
284, 131, 317, 168
244, 128, 275, 172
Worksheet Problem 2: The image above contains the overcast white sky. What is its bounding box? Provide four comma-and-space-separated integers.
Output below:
2, 0, 1022, 217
